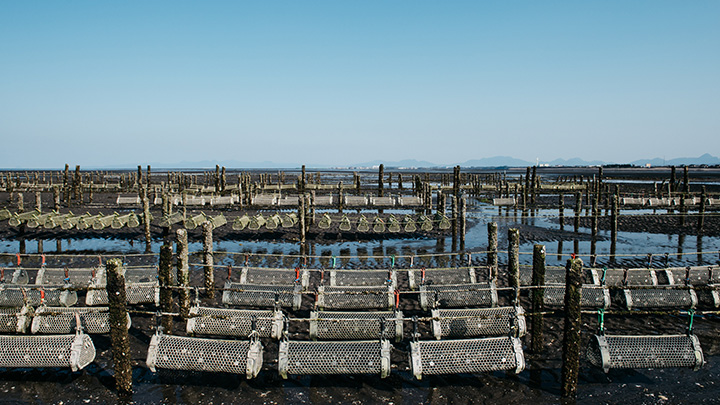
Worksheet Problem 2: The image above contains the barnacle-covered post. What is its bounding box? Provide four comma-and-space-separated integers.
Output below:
508, 228, 520, 303
531, 244, 546, 353
141, 185, 152, 253
176, 229, 190, 318
459, 197, 467, 251
158, 242, 174, 333
202, 221, 215, 299
561, 257, 583, 399
487, 222, 498, 281
106, 258, 132, 395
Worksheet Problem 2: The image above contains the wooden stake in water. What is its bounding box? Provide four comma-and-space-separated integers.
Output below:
141, 186, 152, 253
158, 242, 174, 333
561, 257, 583, 399
176, 229, 190, 318
299, 194, 306, 244
531, 244, 546, 354
106, 258, 132, 395
508, 228, 520, 303
698, 186, 706, 234
487, 222, 498, 281
202, 221, 215, 299
610, 193, 618, 262
459, 197, 467, 251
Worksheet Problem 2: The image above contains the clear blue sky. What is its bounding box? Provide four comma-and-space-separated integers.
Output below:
1, 1, 718, 168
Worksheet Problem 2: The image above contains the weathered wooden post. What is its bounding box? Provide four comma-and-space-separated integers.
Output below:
459, 197, 466, 251
221, 166, 226, 192
202, 221, 215, 299
73, 165, 82, 202
53, 186, 60, 211
698, 186, 706, 234
146, 165, 151, 186
299, 194, 306, 244
35, 191, 42, 212
610, 192, 618, 262
451, 195, 458, 249
558, 193, 565, 230
141, 186, 152, 253
670, 165, 676, 193
378, 164, 384, 197
158, 242, 174, 333
106, 258, 132, 395
508, 228, 520, 303
215, 165, 220, 192
574, 192, 581, 233
176, 229, 190, 318
17, 193, 26, 254
488, 222, 498, 281
531, 244, 546, 354
561, 257, 583, 399
301, 165, 306, 193
590, 192, 598, 257
63, 164, 70, 204
530, 166, 537, 206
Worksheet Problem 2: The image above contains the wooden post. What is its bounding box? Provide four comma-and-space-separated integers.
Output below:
530, 166, 537, 206
301, 165, 306, 192
488, 222, 498, 281
574, 192, 581, 233
137, 165, 143, 190
53, 186, 60, 211
299, 194, 306, 244
670, 166, 676, 193
451, 195, 458, 249
338, 181, 344, 213
215, 165, 220, 192
158, 242, 174, 333
35, 191, 42, 212
531, 244, 546, 354
73, 165, 81, 202
176, 229, 190, 318
221, 166, 226, 192
558, 193, 565, 230
610, 192, 618, 262
561, 257, 583, 399
106, 258, 132, 395
683, 166, 690, 194
508, 228, 520, 303
141, 186, 152, 253
146, 165, 151, 186
591, 192, 598, 258
459, 197, 466, 251
698, 186, 706, 234
202, 221, 215, 299
62, 164, 69, 204
378, 164, 384, 197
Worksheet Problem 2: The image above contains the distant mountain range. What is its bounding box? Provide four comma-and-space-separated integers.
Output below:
93, 153, 720, 170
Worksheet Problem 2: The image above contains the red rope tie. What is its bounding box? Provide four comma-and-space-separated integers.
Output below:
394, 290, 400, 309
16, 254, 21, 266
41, 255, 46, 266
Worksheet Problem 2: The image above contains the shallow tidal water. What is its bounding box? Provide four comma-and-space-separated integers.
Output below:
1, 200, 719, 404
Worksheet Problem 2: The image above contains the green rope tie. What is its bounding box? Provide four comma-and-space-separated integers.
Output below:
598, 308, 605, 335
687, 309, 695, 334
